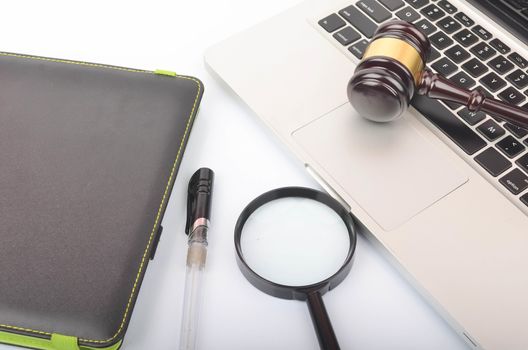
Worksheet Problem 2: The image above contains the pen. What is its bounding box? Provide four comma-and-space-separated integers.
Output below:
179, 168, 215, 350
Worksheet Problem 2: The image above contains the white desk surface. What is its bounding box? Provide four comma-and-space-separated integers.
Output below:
0, 1, 470, 349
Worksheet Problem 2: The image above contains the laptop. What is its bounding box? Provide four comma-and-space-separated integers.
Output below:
204, 0, 528, 349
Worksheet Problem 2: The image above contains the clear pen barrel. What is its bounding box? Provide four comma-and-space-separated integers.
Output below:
179, 226, 208, 350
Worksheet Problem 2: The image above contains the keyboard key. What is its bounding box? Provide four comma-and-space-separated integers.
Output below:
506, 70, 528, 89
421, 4, 446, 21
412, 96, 486, 155
498, 87, 526, 105
475, 148, 512, 176
428, 47, 441, 62
339, 6, 377, 38
500, 168, 528, 194
508, 52, 528, 69
480, 72, 507, 92
488, 56, 515, 74
432, 57, 458, 76
378, 0, 405, 10
348, 39, 370, 59
357, 0, 392, 22
454, 29, 479, 47
470, 42, 496, 61
396, 6, 421, 22
477, 119, 506, 140
319, 14, 346, 33
443, 100, 462, 110
458, 108, 486, 125
415, 18, 437, 35
462, 58, 489, 78
333, 27, 361, 45
454, 12, 474, 27
471, 25, 493, 41
445, 45, 470, 63
505, 122, 528, 138
497, 135, 526, 158
490, 38, 511, 55
517, 153, 528, 174
437, 16, 462, 34
404, 0, 429, 8
450, 71, 476, 89
521, 193, 528, 207
437, 0, 457, 14
430, 31, 453, 50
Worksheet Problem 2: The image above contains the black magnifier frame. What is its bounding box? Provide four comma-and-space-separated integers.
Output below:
234, 187, 357, 350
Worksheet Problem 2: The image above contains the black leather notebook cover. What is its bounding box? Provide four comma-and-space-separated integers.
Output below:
0, 52, 203, 348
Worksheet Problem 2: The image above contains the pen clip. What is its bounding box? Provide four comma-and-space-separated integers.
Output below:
185, 183, 195, 235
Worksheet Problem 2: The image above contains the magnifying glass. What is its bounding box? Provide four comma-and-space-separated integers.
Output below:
234, 187, 356, 350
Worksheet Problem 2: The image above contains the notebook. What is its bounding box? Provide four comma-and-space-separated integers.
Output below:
0, 51, 203, 350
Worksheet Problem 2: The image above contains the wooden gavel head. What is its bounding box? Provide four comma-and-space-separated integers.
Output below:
347, 20, 430, 122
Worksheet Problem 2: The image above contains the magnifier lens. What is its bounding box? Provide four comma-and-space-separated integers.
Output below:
240, 197, 351, 287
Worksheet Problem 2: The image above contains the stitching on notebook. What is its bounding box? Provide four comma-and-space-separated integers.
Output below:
0, 51, 202, 345
0, 52, 146, 73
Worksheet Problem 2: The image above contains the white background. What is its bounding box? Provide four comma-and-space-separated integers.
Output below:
0, 1, 470, 349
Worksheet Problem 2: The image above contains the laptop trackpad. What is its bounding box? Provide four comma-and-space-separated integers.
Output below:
293, 103, 468, 231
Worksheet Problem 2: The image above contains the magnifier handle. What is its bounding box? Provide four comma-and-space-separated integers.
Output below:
307, 292, 340, 350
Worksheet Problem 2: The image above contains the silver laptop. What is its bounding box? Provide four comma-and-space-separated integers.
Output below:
204, 0, 528, 348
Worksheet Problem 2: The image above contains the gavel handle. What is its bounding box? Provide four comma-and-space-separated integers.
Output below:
417, 69, 528, 129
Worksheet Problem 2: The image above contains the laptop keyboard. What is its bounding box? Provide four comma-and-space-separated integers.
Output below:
318, 0, 528, 209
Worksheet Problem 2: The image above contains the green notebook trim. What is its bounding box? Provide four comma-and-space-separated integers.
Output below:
0, 51, 203, 349
0, 331, 122, 350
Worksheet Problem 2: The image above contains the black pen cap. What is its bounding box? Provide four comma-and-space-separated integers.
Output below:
185, 168, 215, 235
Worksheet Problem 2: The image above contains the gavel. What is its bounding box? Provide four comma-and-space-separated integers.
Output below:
347, 20, 528, 129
